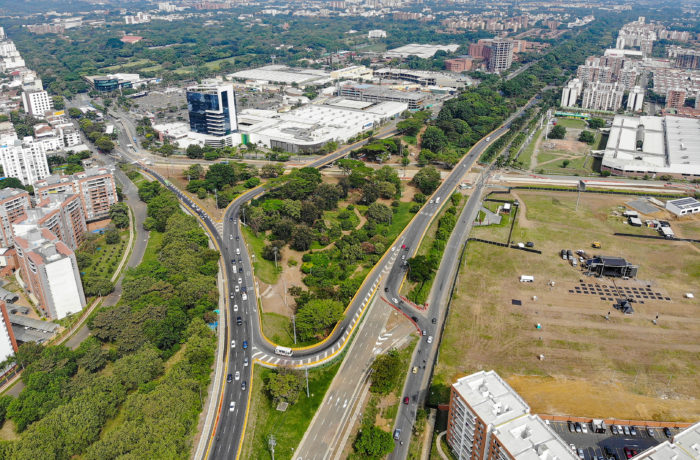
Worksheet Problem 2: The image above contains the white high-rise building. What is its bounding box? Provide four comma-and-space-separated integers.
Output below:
0, 134, 52, 186
561, 79, 583, 107
487, 39, 514, 73
627, 85, 645, 112
21, 90, 53, 118
0, 301, 18, 365
582, 82, 624, 111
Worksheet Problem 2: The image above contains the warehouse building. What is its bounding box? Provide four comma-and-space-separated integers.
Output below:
228, 65, 330, 87
665, 197, 700, 216
238, 100, 406, 153
339, 83, 425, 109
384, 43, 459, 59
601, 115, 700, 178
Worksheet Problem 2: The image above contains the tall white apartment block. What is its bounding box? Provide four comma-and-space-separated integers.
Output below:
488, 39, 514, 73
0, 135, 52, 186
0, 188, 31, 247
582, 82, 624, 111
0, 301, 18, 365
446, 370, 578, 460
561, 79, 582, 107
14, 227, 86, 320
21, 90, 53, 118
627, 85, 645, 112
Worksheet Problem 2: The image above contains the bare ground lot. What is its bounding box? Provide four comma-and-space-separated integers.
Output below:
434, 190, 700, 421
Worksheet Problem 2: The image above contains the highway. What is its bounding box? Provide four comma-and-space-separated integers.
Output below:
110, 92, 539, 459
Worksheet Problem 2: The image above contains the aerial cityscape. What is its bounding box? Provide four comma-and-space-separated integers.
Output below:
0, 0, 697, 459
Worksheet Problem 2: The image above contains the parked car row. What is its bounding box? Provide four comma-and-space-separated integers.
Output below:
568, 420, 674, 438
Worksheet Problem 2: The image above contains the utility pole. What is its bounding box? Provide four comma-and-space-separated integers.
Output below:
305, 367, 310, 398
292, 314, 297, 344
214, 188, 218, 209
268, 435, 276, 460
273, 247, 278, 270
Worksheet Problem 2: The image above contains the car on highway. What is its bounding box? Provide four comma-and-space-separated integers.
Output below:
421, 330, 427, 336
229, 401, 235, 412
230, 293, 234, 299
412, 366, 418, 374
392, 298, 398, 304
241, 381, 246, 391
229, 234, 233, 240
231, 340, 235, 348
235, 285, 240, 293
233, 303, 238, 312
236, 316, 242, 325
244, 357, 249, 367
242, 340, 248, 349
431, 317, 437, 324
238, 277, 242, 284
403, 396, 409, 405
242, 293, 248, 301
235, 371, 240, 381
236, 248, 240, 255
393, 429, 401, 440
427, 336, 433, 344
227, 374, 233, 383
239, 267, 243, 273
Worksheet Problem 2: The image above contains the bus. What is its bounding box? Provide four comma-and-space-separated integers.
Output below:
274, 346, 293, 357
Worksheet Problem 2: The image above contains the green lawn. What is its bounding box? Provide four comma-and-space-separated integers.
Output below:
386, 202, 415, 241
240, 361, 341, 460
554, 118, 587, 129
518, 127, 543, 170
100, 58, 153, 72
241, 226, 279, 285
80, 229, 130, 281
141, 230, 164, 266
261, 312, 318, 348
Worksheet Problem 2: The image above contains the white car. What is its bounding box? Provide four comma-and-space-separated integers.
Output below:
235, 371, 240, 381
229, 401, 235, 412
233, 304, 238, 312
244, 357, 249, 367
242, 293, 247, 301
236, 248, 240, 255
231, 340, 235, 348
235, 285, 240, 293
238, 277, 242, 285
229, 234, 233, 240
427, 336, 433, 344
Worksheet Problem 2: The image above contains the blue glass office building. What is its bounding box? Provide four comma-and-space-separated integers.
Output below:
186, 84, 237, 136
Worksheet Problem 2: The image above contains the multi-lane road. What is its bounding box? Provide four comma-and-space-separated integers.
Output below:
112, 93, 539, 460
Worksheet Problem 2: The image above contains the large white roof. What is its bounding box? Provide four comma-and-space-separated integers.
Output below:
493, 415, 578, 460
452, 370, 530, 427
602, 115, 700, 176
228, 65, 329, 85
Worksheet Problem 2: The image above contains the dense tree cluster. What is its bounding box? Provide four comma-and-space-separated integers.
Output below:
185, 161, 258, 207
264, 367, 306, 405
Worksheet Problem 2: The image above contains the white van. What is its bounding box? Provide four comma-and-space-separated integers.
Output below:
242, 293, 248, 301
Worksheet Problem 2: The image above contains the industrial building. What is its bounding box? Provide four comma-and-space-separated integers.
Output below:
228, 65, 330, 87
186, 83, 238, 137
373, 68, 471, 88
339, 83, 425, 109
665, 197, 700, 216
237, 99, 406, 153
601, 115, 700, 178
384, 43, 459, 59
446, 370, 577, 460
585, 256, 639, 278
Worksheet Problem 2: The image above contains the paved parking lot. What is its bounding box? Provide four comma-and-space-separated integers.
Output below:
548, 420, 684, 460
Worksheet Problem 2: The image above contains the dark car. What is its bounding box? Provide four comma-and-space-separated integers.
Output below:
242, 340, 248, 349
431, 317, 437, 324
227, 373, 233, 383
575, 422, 582, 433
663, 427, 672, 438
239, 267, 243, 273
393, 429, 401, 440
403, 396, 409, 405
526, 242, 535, 248
611, 425, 619, 435
605, 446, 615, 456
629, 426, 637, 436
241, 381, 246, 391
237, 316, 242, 325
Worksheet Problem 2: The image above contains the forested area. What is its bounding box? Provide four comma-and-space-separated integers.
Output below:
0, 183, 217, 459
243, 163, 413, 341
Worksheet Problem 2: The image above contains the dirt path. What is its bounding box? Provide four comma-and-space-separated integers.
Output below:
259, 246, 305, 317
510, 191, 535, 229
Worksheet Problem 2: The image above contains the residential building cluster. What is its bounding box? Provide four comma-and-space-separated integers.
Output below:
446, 371, 700, 460
0, 165, 117, 323
124, 11, 151, 24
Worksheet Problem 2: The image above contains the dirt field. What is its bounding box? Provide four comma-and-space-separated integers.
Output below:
434, 190, 700, 422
